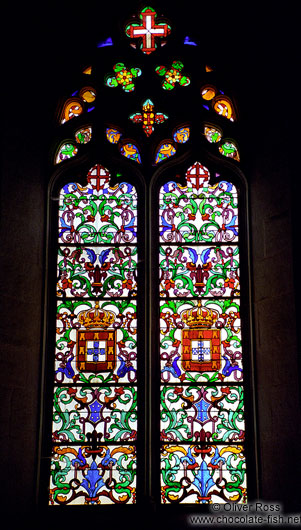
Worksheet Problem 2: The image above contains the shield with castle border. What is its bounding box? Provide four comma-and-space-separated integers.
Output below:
76, 302, 116, 372
181, 300, 221, 372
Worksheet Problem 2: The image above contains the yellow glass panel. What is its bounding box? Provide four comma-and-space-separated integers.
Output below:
80, 87, 96, 103
213, 96, 235, 121
60, 99, 83, 124
155, 142, 176, 164
201, 85, 216, 101
106, 128, 122, 144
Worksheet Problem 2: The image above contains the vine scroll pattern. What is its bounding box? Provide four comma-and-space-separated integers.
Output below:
159, 162, 247, 504
49, 164, 138, 504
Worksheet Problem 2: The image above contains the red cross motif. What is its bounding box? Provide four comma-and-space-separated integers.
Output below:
182, 329, 221, 373
87, 164, 110, 192
186, 162, 210, 191
125, 7, 171, 54
77, 330, 116, 372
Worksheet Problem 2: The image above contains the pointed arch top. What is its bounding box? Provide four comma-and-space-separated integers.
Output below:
40, 3, 255, 512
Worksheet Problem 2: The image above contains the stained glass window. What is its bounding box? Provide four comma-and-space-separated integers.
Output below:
106, 127, 122, 144
75, 126, 92, 145
129, 99, 168, 136
105, 63, 142, 92
55, 142, 78, 164
83, 66, 92, 75
155, 141, 176, 164
204, 125, 222, 144
156, 60, 191, 90
203, 126, 240, 161
125, 6, 171, 54
159, 162, 246, 503
80, 87, 96, 103
55, 128, 92, 164
49, 165, 138, 505
219, 140, 240, 161
119, 142, 142, 163
60, 98, 83, 124
201, 86, 237, 123
173, 126, 190, 144
201, 85, 216, 100
60, 87, 96, 124
213, 96, 236, 121
43, 3, 252, 513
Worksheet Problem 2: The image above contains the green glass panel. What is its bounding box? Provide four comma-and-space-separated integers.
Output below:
159, 162, 246, 504
159, 245, 240, 298
50, 165, 139, 506
161, 385, 244, 442
159, 163, 238, 243
53, 385, 137, 442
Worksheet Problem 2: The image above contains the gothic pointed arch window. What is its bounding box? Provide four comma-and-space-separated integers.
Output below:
39, 5, 257, 515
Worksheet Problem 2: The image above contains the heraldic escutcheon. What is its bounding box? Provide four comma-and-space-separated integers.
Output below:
181, 300, 220, 372
76, 302, 116, 372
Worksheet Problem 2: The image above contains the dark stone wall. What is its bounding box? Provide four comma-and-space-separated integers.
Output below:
1, 0, 299, 524
1, 106, 44, 511
250, 145, 300, 509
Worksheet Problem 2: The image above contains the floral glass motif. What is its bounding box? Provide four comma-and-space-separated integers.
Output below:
213, 96, 235, 122
55, 128, 92, 164
161, 445, 246, 504
105, 129, 141, 164
155, 142, 176, 164
219, 141, 240, 161
75, 127, 92, 144
154, 126, 190, 165
106, 128, 123, 144
156, 61, 190, 90
173, 126, 190, 144
55, 143, 78, 164
204, 125, 222, 144
161, 385, 244, 442
120, 143, 142, 164
201, 86, 236, 122
50, 164, 138, 505
129, 99, 168, 136
53, 386, 137, 442
57, 246, 138, 298
105, 63, 142, 93
60, 87, 96, 124
203, 126, 240, 161
60, 99, 83, 124
159, 245, 240, 298
51, 445, 136, 505
125, 6, 171, 55
159, 162, 246, 504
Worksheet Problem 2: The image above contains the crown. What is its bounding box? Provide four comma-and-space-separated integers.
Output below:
181, 300, 218, 328
78, 302, 116, 329
143, 99, 154, 111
